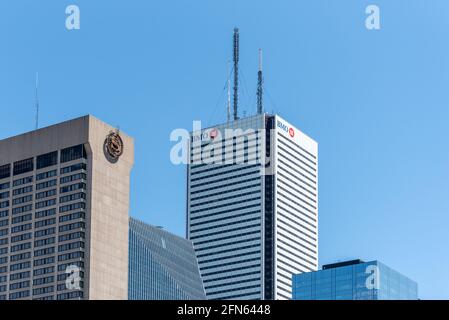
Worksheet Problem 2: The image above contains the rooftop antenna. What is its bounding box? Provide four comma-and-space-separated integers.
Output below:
35, 72, 39, 130
257, 49, 263, 115
233, 27, 239, 120
227, 61, 231, 123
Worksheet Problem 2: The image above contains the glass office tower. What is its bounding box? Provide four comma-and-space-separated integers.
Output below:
292, 259, 418, 300
128, 218, 205, 300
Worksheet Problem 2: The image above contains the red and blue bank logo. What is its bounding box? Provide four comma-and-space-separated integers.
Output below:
277, 120, 295, 138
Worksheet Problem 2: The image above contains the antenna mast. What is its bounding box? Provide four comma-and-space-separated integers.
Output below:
257, 49, 263, 114
227, 61, 231, 123
233, 27, 239, 120
35, 72, 39, 130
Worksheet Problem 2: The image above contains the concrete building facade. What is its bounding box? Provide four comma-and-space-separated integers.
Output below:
0, 115, 134, 300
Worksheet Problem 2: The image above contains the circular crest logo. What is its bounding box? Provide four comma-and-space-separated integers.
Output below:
104, 131, 124, 162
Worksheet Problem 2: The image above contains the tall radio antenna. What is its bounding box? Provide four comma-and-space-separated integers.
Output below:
233, 27, 239, 120
257, 49, 263, 115
227, 61, 231, 123
35, 72, 39, 130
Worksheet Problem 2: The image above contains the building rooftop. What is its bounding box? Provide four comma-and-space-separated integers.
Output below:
322, 259, 365, 270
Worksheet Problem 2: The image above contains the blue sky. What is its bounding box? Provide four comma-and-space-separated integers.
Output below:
0, 0, 448, 299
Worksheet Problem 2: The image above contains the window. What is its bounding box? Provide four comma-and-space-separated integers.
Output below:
36, 170, 57, 181
0, 210, 7, 218
34, 247, 55, 257
35, 228, 55, 238
58, 261, 83, 272
35, 208, 56, 219
33, 257, 55, 267
33, 266, 54, 276
60, 173, 87, 184
9, 290, 30, 300
33, 285, 54, 295
13, 176, 33, 187
35, 218, 56, 229
59, 202, 85, 213
10, 271, 30, 281
13, 186, 33, 196
59, 231, 85, 242
36, 151, 58, 170
59, 192, 86, 204
0, 164, 10, 180
12, 213, 32, 224
35, 237, 55, 247
61, 163, 86, 174
61, 145, 87, 163
59, 222, 85, 232
10, 261, 31, 271
10, 252, 31, 262
10, 280, 30, 290
36, 189, 57, 200
11, 223, 32, 233
36, 179, 57, 190
12, 195, 33, 206
12, 204, 32, 215
11, 233, 32, 243
60, 183, 86, 194
58, 251, 84, 261
0, 201, 9, 209
13, 158, 34, 176
58, 241, 84, 252
59, 212, 85, 223
57, 291, 83, 300
35, 199, 56, 209
0, 191, 9, 199
10, 243, 31, 253
0, 219, 7, 227
0, 182, 10, 190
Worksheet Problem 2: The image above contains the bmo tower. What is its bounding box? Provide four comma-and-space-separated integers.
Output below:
187, 114, 318, 300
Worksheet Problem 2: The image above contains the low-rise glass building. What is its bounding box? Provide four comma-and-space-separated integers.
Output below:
292, 259, 418, 300
128, 218, 205, 300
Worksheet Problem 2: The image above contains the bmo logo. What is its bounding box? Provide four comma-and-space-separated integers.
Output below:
277, 120, 295, 138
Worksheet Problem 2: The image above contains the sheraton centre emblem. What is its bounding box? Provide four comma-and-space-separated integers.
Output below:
104, 130, 124, 161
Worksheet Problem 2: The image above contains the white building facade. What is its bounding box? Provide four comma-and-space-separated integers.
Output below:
186, 114, 318, 300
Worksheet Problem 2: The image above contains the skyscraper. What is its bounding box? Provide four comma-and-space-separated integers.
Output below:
186, 114, 318, 300
0, 115, 134, 300
128, 218, 205, 300
292, 259, 418, 300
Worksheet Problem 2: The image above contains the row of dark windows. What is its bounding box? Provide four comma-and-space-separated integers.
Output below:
190, 203, 260, 222
190, 176, 260, 196
190, 209, 261, 228
190, 190, 261, 209
190, 164, 260, 183
190, 216, 261, 235
194, 236, 260, 253
192, 230, 261, 246
196, 243, 261, 259
190, 182, 260, 203
0, 145, 87, 180
190, 169, 260, 189
190, 196, 261, 215
205, 277, 260, 291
